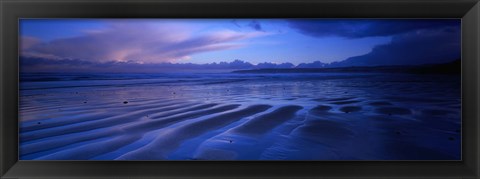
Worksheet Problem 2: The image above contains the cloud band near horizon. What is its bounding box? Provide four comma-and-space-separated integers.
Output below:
21, 20, 267, 63
20, 19, 461, 72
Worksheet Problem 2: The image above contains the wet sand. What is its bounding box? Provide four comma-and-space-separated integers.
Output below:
19, 72, 461, 160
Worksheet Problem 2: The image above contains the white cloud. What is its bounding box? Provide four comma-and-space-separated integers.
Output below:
21, 21, 268, 63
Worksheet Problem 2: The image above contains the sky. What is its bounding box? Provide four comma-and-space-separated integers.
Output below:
19, 19, 461, 72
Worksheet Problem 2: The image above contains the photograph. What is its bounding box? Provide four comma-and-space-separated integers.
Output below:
19, 18, 461, 160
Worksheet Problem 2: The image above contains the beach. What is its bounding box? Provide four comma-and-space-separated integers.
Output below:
19, 72, 461, 160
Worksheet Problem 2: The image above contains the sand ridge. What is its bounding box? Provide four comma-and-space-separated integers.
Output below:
19, 73, 461, 160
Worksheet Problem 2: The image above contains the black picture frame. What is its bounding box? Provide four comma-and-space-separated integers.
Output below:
1, 0, 479, 178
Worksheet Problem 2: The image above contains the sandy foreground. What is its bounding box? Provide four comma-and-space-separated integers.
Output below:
19, 72, 461, 160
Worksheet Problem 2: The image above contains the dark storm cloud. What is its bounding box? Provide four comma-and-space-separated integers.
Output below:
230, 20, 264, 31
330, 27, 461, 67
248, 20, 264, 31
231, 20, 241, 28
288, 19, 460, 38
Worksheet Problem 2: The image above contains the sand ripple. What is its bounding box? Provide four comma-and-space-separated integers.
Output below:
19, 73, 461, 160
